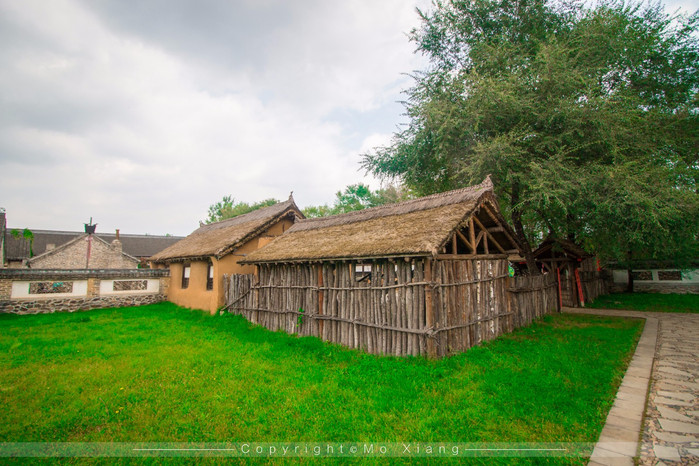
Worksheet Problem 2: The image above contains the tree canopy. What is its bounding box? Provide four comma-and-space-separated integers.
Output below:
206, 196, 279, 224
302, 184, 413, 218
362, 0, 699, 272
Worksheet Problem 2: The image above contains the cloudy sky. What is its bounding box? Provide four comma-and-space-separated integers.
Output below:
0, 0, 694, 236
1, 0, 430, 236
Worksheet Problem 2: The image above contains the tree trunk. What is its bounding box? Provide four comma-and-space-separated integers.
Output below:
511, 182, 540, 275
626, 250, 634, 293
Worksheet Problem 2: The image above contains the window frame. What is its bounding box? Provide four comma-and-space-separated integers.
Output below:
206, 261, 214, 290
181, 263, 191, 289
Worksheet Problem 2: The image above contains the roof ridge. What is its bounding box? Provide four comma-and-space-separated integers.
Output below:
292, 177, 493, 232
197, 197, 295, 230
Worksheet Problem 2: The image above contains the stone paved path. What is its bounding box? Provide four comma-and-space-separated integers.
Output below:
563, 309, 699, 465
639, 313, 699, 465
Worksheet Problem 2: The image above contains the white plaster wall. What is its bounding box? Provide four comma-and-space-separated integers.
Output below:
612, 269, 698, 284
11, 280, 88, 298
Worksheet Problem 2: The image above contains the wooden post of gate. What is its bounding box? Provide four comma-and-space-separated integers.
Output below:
424, 258, 436, 359
575, 268, 585, 307
556, 267, 562, 312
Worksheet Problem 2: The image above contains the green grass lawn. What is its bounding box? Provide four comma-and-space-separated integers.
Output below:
0, 303, 643, 463
587, 292, 699, 313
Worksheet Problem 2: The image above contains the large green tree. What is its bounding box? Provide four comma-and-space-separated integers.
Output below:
362, 0, 699, 274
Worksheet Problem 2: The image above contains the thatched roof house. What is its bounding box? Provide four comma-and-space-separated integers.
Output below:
151, 196, 303, 313
226, 178, 535, 358
243, 177, 520, 264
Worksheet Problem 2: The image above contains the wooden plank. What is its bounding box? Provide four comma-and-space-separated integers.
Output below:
424, 258, 436, 359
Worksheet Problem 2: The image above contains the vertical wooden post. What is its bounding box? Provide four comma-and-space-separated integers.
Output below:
317, 263, 324, 337
451, 233, 457, 255
424, 258, 436, 359
469, 218, 476, 253
556, 267, 562, 312
575, 268, 585, 307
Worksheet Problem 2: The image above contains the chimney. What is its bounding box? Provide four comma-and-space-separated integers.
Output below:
111, 229, 122, 253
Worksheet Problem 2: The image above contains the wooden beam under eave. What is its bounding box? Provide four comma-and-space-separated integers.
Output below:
456, 229, 474, 253
469, 217, 477, 253
472, 216, 507, 254
481, 203, 519, 250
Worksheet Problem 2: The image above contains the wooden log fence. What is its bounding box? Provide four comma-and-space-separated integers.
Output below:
225, 258, 561, 358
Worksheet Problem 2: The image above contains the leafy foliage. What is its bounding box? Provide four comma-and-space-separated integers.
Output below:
302, 184, 413, 218
362, 0, 699, 271
206, 195, 279, 224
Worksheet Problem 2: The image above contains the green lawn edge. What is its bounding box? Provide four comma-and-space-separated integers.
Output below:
0, 303, 644, 464
587, 292, 699, 313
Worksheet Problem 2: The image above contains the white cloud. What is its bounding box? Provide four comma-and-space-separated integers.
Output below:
0, 0, 428, 235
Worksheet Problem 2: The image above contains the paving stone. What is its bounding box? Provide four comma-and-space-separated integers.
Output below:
654, 432, 699, 443
609, 406, 643, 422
603, 425, 641, 443
653, 445, 681, 460
686, 448, 699, 457
656, 390, 695, 402
588, 457, 634, 466
656, 367, 692, 378
653, 396, 693, 407
591, 445, 632, 459
656, 379, 699, 391
596, 439, 638, 456
656, 406, 694, 423
615, 391, 647, 403
606, 415, 641, 432
658, 418, 699, 434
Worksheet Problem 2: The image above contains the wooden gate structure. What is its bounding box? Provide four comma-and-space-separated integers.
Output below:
534, 237, 607, 307
224, 178, 560, 358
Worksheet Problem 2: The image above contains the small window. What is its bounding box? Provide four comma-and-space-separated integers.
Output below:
355, 263, 372, 282
658, 270, 681, 281
182, 264, 191, 289
206, 262, 214, 290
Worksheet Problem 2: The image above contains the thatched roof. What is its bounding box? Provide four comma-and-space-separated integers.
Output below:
533, 236, 591, 261
150, 197, 303, 263
243, 177, 520, 263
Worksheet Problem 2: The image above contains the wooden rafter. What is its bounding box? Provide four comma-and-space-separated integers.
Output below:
481, 203, 519, 250
472, 216, 507, 254
455, 229, 474, 253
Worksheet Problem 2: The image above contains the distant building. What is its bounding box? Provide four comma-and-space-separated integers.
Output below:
27, 233, 139, 269
2, 220, 184, 268
0, 209, 6, 269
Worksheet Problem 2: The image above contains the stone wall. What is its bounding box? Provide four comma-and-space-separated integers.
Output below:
0, 269, 170, 314
610, 268, 699, 295
28, 236, 138, 269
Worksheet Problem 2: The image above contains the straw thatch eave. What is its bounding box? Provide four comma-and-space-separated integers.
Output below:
149, 197, 303, 264
242, 177, 522, 264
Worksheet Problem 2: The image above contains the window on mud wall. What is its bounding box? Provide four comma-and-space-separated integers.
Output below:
182, 264, 191, 289
206, 261, 214, 290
